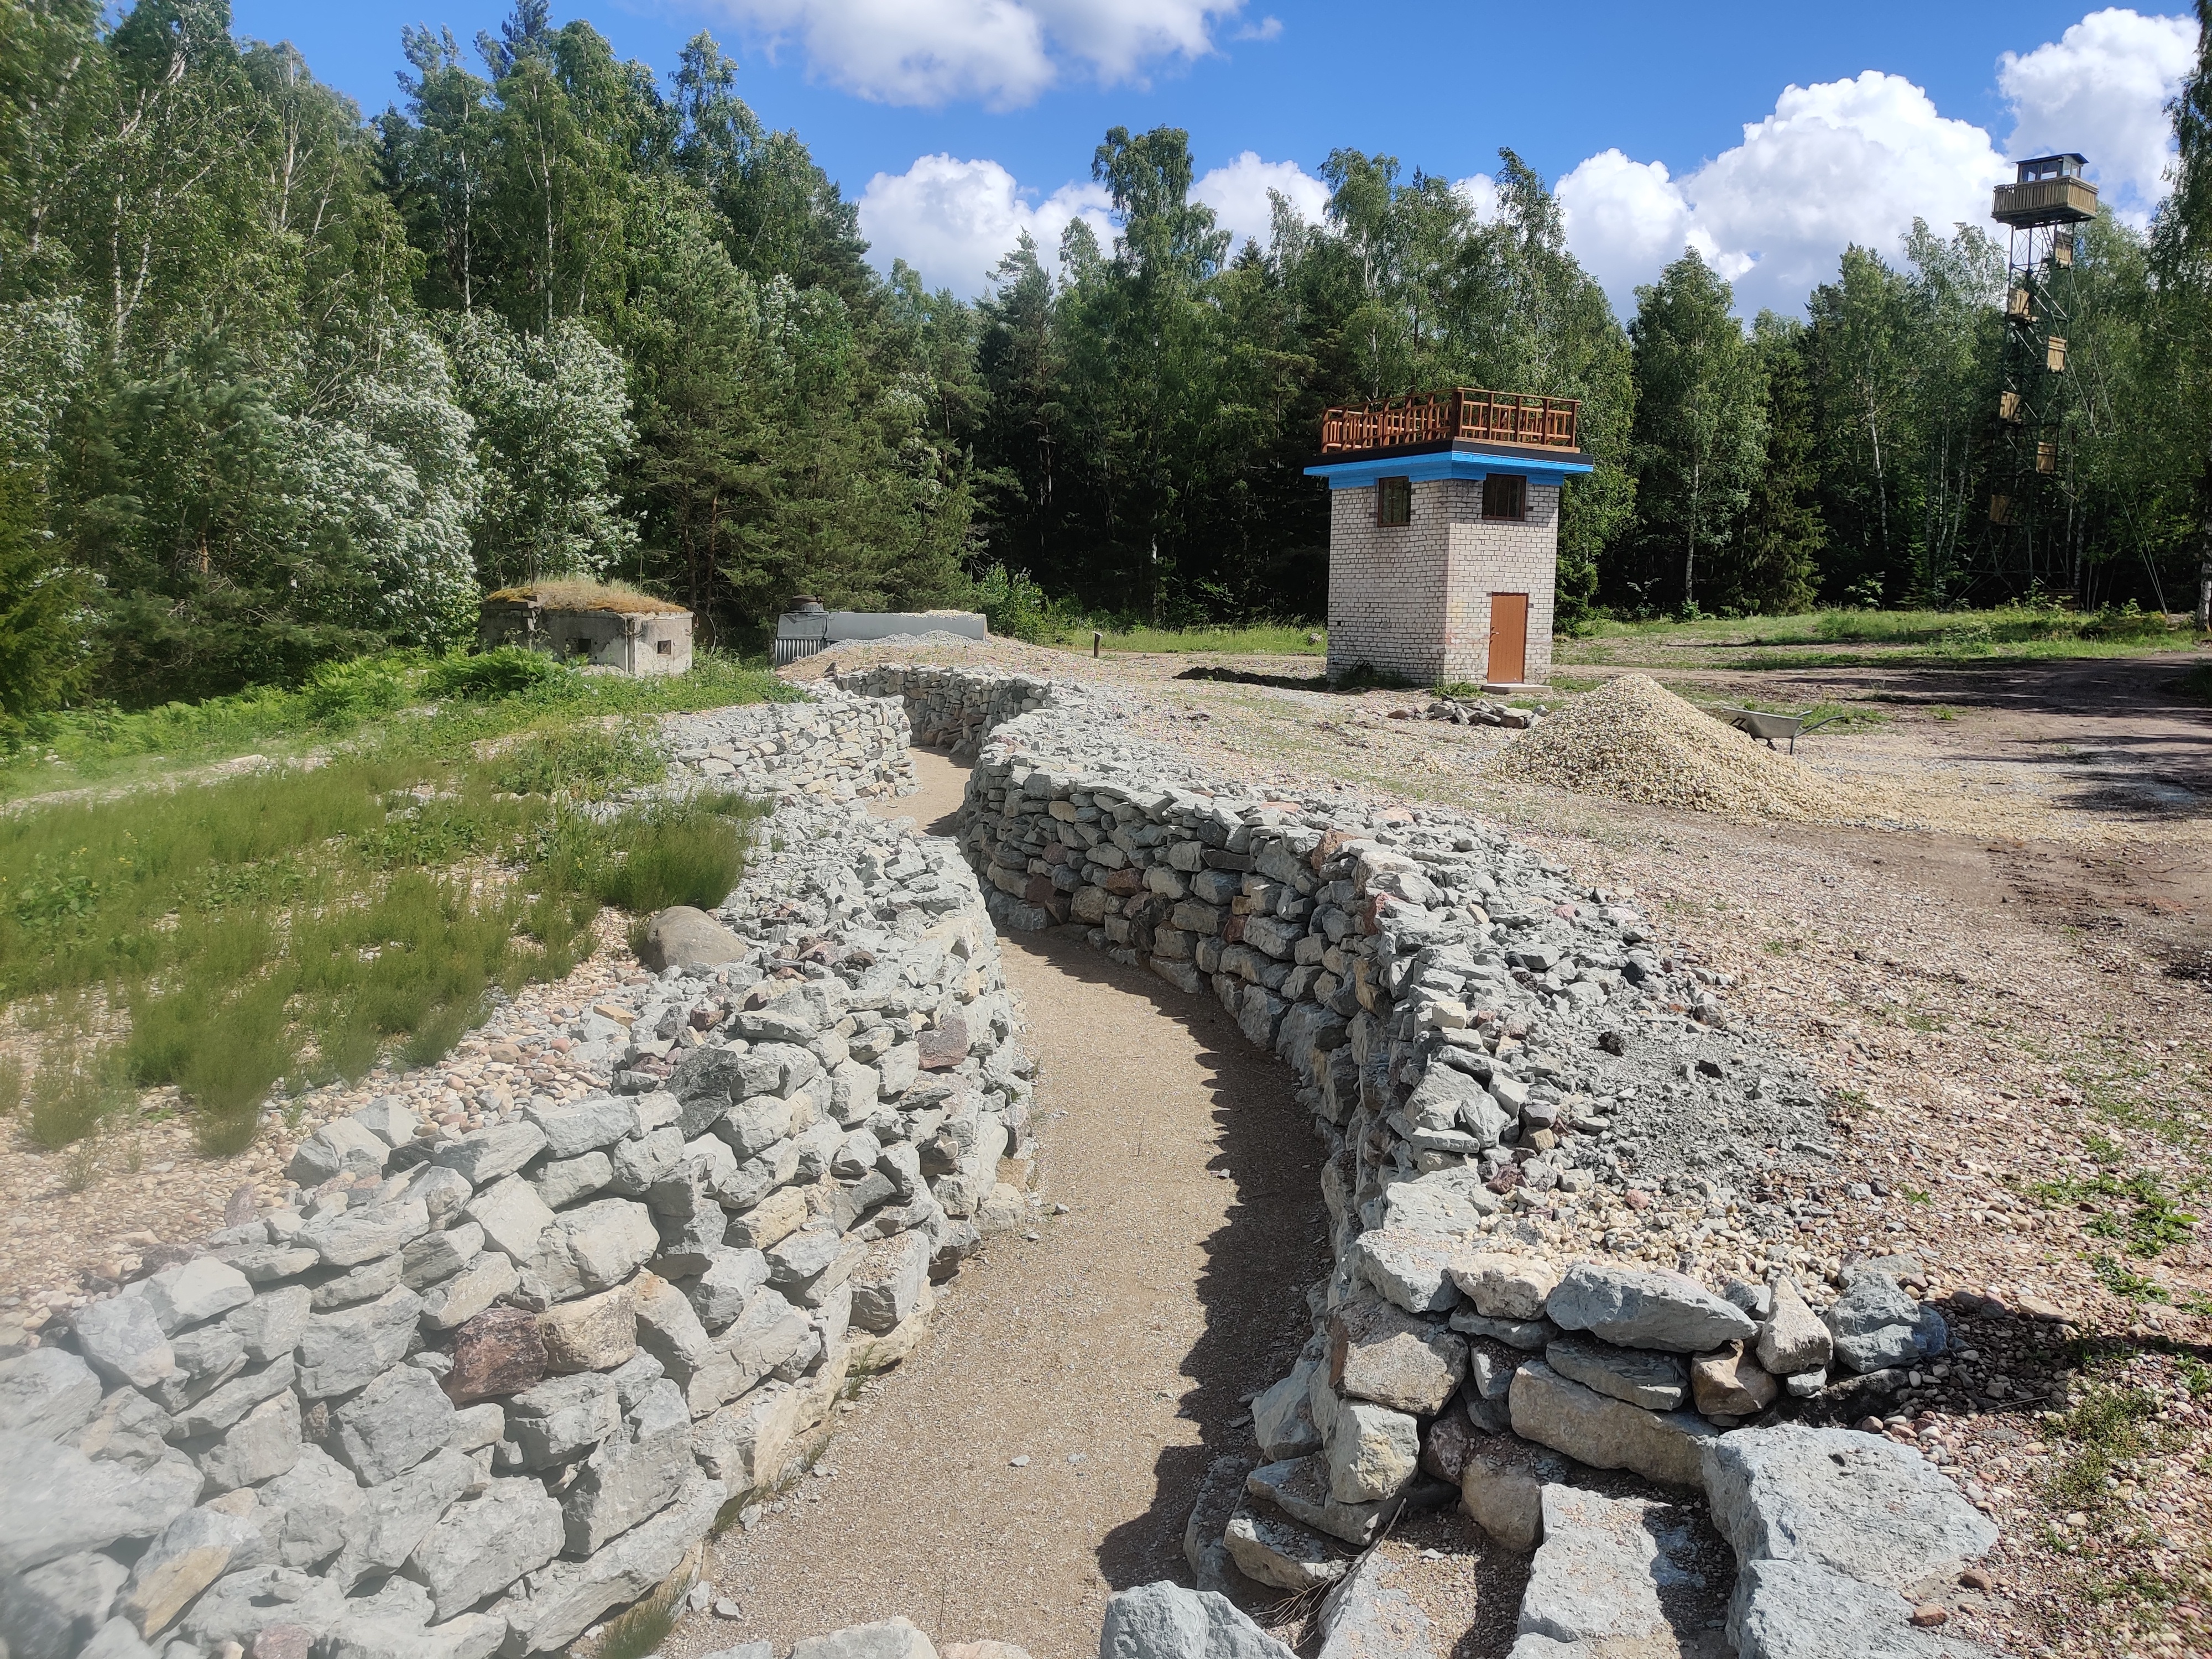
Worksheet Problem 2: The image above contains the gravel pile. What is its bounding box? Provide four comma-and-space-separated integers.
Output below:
1491, 674, 1854, 820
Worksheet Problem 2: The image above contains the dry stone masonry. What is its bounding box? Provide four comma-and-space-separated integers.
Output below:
0, 667, 2007, 1659
838, 664, 2006, 1659
0, 689, 1034, 1659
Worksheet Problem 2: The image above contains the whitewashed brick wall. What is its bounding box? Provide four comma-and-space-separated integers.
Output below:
1325, 477, 1559, 686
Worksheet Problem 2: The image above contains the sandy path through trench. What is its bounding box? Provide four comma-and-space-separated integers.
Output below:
665, 749, 1329, 1657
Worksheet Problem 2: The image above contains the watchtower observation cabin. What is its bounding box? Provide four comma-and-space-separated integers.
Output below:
1305, 388, 1595, 689
1986, 155, 2096, 582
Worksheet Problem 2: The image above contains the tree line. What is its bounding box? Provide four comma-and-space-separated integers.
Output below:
3, 0, 2210, 724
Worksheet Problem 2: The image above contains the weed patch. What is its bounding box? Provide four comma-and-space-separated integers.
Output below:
2045, 1383, 2173, 1507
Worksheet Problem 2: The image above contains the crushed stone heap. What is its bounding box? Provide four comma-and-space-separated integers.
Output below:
1491, 672, 1854, 821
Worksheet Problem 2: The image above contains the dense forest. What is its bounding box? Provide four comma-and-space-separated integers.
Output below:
3, 0, 2212, 722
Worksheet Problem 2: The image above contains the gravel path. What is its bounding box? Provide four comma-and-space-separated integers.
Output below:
667, 752, 1329, 1658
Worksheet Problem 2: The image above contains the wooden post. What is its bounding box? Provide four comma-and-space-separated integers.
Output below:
1093, 630, 1102, 658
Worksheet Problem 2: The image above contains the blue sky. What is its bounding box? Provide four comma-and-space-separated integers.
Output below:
231, 0, 2201, 313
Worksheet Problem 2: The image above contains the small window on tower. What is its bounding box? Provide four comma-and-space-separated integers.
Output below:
1483, 474, 1526, 521
656, 638, 673, 655
1376, 476, 1411, 527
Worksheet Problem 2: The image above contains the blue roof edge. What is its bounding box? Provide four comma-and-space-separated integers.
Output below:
1305, 450, 1597, 488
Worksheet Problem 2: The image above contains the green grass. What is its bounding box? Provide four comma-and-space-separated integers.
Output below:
2046, 1382, 2174, 1508
1079, 623, 1326, 655
1, 647, 796, 802
2, 656, 784, 1155
590, 1577, 684, 1659
2030, 1167, 2201, 1259
1561, 603, 2203, 671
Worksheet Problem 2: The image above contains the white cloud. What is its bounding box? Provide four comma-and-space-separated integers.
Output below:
857, 154, 1114, 295
1453, 173, 1501, 223
2000, 7, 2197, 217
1191, 151, 1329, 252
714, 0, 1255, 108
1683, 72, 2010, 313
1552, 12, 2198, 318
1560, 71, 2011, 316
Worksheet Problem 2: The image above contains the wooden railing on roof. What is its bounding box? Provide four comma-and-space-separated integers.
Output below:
1319, 388, 1581, 455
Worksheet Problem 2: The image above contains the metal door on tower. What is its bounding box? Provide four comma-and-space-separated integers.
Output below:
1487, 592, 1528, 684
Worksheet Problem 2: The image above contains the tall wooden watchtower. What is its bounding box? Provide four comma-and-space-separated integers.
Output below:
1987, 154, 2097, 595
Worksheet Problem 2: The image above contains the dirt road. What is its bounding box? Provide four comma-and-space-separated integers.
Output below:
667, 751, 1328, 1657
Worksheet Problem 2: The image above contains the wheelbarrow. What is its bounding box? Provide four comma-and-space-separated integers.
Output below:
1705, 705, 1844, 754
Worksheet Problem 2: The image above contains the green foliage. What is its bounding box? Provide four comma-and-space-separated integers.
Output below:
578, 794, 755, 912
592, 1575, 683, 1659
490, 721, 664, 800
424, 646, 566, 701
0, 660, 780, 1152
1625, 251, 1767, 614
25, 1042, 132, 1151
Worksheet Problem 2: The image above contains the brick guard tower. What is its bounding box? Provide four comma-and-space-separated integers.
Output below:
1306, 388, 1595, 688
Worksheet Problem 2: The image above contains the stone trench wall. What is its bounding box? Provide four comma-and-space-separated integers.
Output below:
839, 665, 2006, 1659
657, 687, 915, 803
0, 689, 1040, 1659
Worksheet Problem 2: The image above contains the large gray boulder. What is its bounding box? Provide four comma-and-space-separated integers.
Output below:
1702, 1423, 1997, 1593
434, 1122, 548, 1187
1222, 1500, 1355, 1592
1727, 1559, 1992, 1658
116, 1504, 263, 1639
259, 1443, 367, 1571
405, 1475, 566, 1620
73, 1295, 178, 1390
1544, 1264, 1756, 1353
1098, 1582, 1295, 1659
0, 1348, 104, 1442
505, 1371, 620, 1468
190, 1388, 302, 1491
328, 1447, 477, 1590
175, 1354, 296, 1441
1543, 1335, 1688, 1411
524, 1094, 638, 1159
1514, 1484, 1705, 1652
296, 1287, 423, 1397
638, 906, 747, 973
1328, 1291, 1467, 1416
288, 1118, 391, 1186
300, 1199, 431, 1269
486, 1473, 722, 1654
1313, 1549, 1433, 1659
0, 1432, 202, 1574
0, 1548, 129, 1659
331, 1365, 457, 1485
557, 1378, 691, 1554
1346, 1229, 1462, 1316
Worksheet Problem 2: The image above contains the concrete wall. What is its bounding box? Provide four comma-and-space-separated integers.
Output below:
481, 606, 695, 678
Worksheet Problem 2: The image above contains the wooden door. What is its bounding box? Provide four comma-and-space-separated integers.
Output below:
1488, 592, 1528, 684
